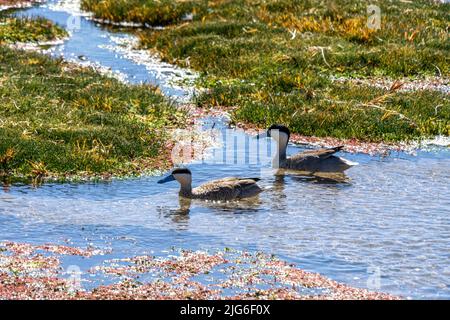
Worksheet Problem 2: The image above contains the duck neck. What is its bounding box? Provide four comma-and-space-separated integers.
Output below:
177, 175, 193, 197
273, 135, 288, 168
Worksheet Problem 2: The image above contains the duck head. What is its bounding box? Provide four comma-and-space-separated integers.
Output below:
257, 124, 290, 147
158, 168, 192, 190
267, 124, 290, 144
256, 124, 290, 166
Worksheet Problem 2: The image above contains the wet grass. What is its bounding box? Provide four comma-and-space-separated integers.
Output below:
82, 0, 449, 142
0, 6, 67, 43
0, 16, 67, 43
0, 46, 186, 181
81, 0, 199, 26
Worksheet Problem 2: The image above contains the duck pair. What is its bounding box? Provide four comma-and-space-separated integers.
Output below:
158, 124, 357, 201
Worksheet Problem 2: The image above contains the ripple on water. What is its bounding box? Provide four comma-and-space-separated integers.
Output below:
1, 142, 449, 299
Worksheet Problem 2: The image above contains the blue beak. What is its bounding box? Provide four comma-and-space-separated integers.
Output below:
157, 174, 176, 184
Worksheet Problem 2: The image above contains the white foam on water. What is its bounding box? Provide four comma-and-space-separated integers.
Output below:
45, 0, 90, 17
99, 35, 198, 101
65, 56, 129, 83
0, 1, 36, 12
11, 0, 199, 102
419, 135, 450, 148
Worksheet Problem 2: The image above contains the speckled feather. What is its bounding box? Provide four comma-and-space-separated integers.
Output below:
282, 146, 353, 172
181, 177, 262, 201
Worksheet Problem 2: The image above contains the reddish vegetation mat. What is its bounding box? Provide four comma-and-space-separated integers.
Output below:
0, 242, 399, 300
0, 0, 32, 5
183, 104, 407, 156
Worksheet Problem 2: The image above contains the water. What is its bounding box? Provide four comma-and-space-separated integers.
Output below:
1, 0, 449, 299
12, 0, 197, 101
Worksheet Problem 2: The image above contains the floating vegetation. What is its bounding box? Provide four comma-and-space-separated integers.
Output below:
0, 242, 399, 300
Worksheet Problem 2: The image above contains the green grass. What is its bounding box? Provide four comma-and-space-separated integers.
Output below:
82, 0, 449, 142
0, 15, 67, 43
81, 0, 199, 25
0, 46, 186, 181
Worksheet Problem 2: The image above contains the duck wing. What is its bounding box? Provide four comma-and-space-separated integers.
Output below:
193, 177, 261, 200
292, 146, 344, 160
286, 146, 347, 172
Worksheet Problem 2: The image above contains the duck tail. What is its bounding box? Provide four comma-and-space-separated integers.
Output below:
340, 158, 359, 166
332, 146, 345, 152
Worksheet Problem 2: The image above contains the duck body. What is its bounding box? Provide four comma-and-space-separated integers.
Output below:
182, 177, 262, 201
158, 168, 262, 201
280, 146, 355, 172
258, 125, 357, 173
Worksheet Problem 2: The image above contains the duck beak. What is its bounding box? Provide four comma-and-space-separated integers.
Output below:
157, 174, 175, 184
254, 132, 268, 140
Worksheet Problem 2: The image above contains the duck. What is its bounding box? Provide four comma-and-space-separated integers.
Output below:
157, 168, 262, 201
256, 124, 358, 172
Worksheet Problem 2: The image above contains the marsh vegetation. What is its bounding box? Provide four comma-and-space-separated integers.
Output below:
0, 1, 449, 180
0, 29, 185, 180
82, 0, 449, 141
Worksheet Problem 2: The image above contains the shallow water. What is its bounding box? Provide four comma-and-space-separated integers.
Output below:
1, 0, 449, 299
13, 0, 197, 101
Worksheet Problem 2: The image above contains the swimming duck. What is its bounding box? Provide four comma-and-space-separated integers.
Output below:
157, 168, 262, 201
256, 124, 358, 172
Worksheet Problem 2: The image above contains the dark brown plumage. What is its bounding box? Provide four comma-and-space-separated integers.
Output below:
258, 125, 357, 172
158, 169, 262, 201
184, 177, 262, 201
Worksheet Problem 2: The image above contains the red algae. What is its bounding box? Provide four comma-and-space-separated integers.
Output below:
0, 242, 399, 300
2, 241, 110, 257
0, 273, 70, 300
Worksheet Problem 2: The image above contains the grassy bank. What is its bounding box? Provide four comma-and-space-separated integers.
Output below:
0, 13, 186, 181
0, 16, 67, 43
1, 2, 67, 44
82, 0, 449, 142
0, 45, 186, 181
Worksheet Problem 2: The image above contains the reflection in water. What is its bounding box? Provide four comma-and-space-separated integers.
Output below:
178, 197, 192, 214
205, 197, 262, 215
264, 170, 350, 214
156, 198, 191, 229
274, 169, 351, 185
156, 196, 262, 229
